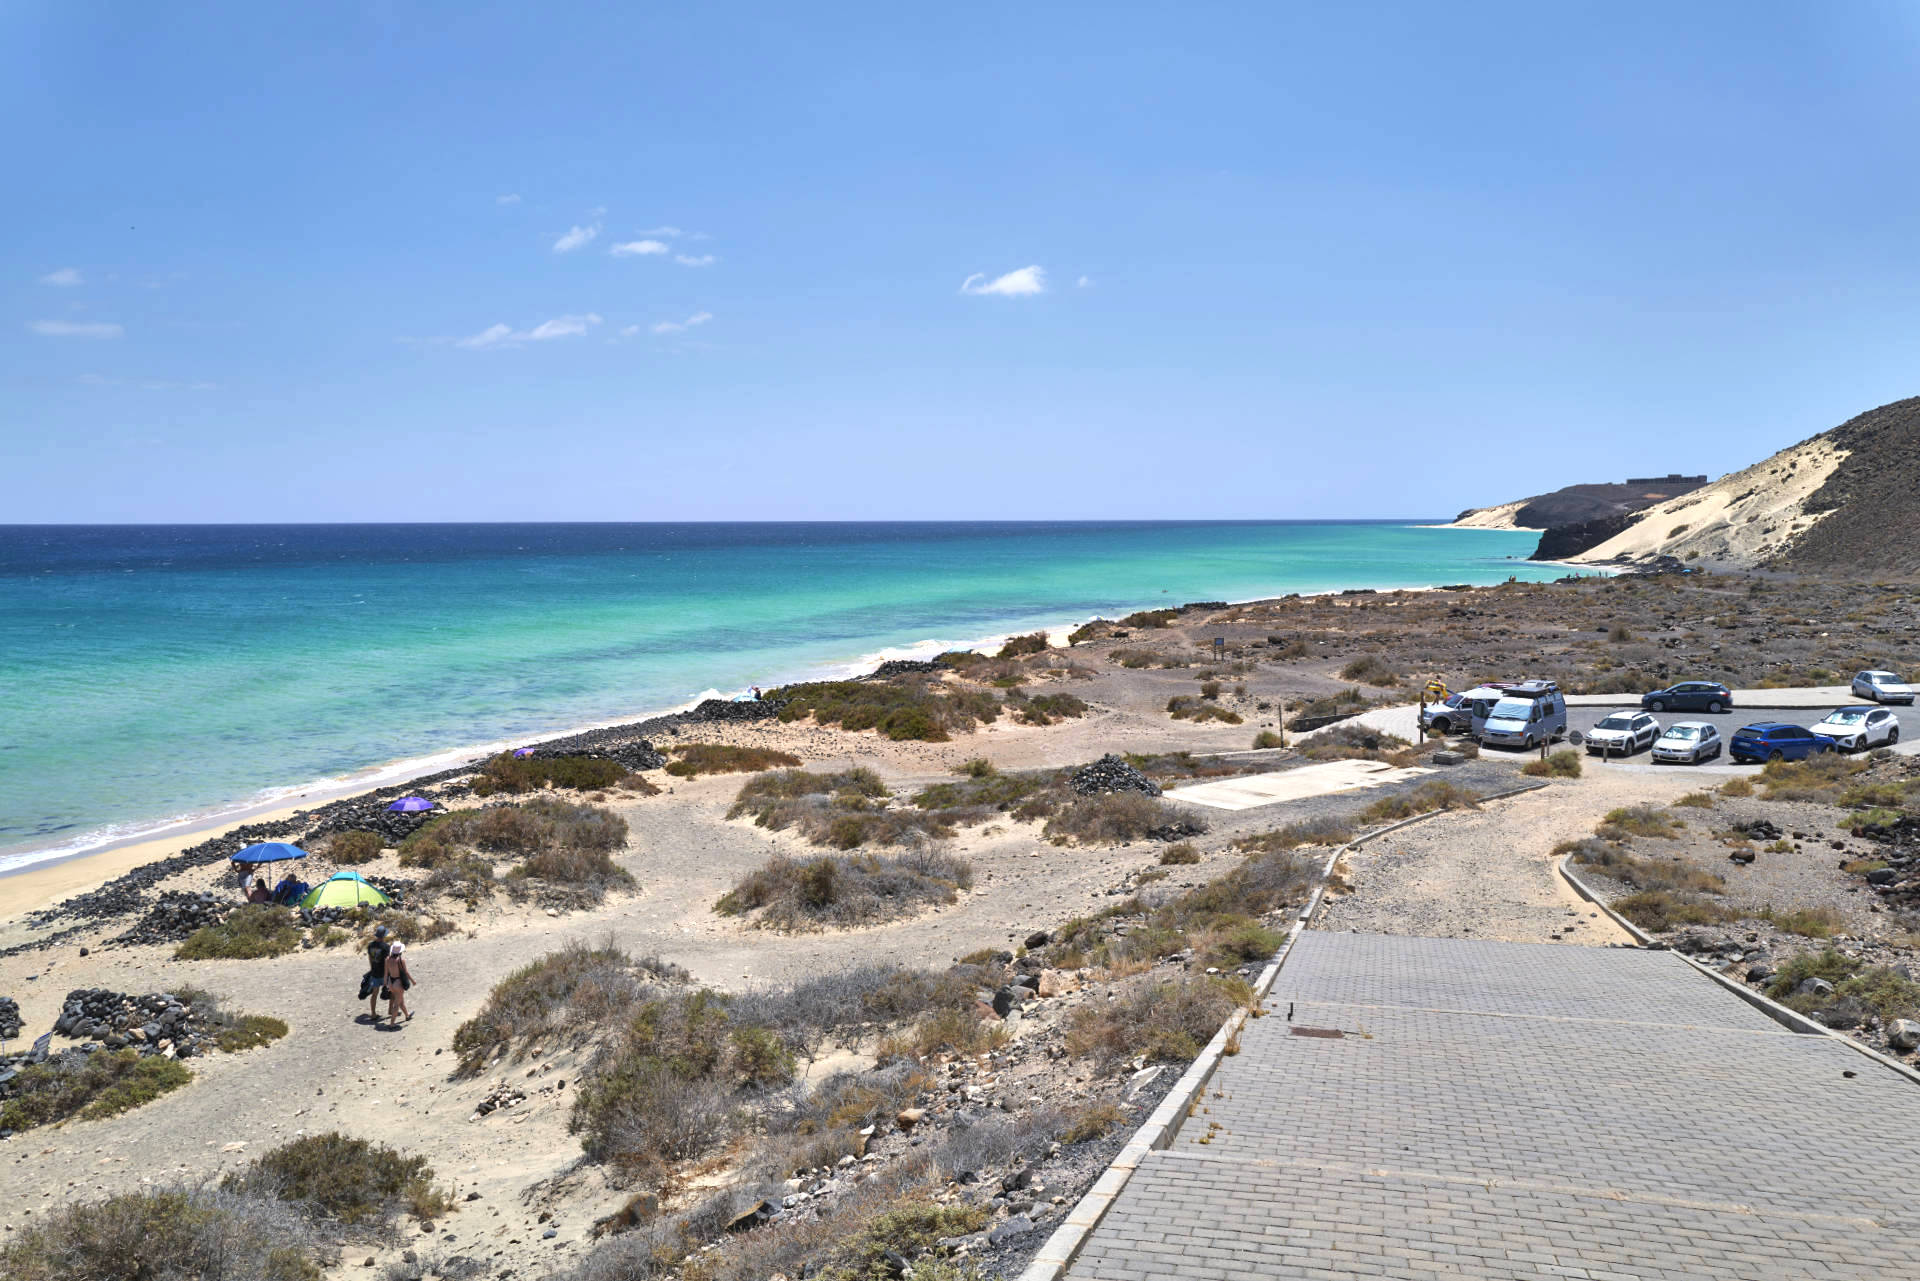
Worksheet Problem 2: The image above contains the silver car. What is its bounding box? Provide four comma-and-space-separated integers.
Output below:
1585, 711, 1660, 756
1852, 670, 1915, 705
1420, 693, 1469, 735
1651, 721, 1722, 764
1811, 706, 1901, 751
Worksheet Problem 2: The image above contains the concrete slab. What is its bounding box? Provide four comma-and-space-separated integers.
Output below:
1166, 759, 1432, 811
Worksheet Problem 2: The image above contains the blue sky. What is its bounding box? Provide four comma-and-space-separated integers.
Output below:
6, 2, 1920, 522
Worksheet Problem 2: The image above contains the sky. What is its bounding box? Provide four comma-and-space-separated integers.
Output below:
6, 1, 1920, 522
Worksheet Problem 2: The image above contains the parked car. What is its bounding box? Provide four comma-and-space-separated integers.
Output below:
1810, 706, 1901, 751
1730, 722, 1836, 764
1420, 692, 1469, 735
1585, 711, 1660, 756
1851, 670, 1915, 705
1479, 681, 1568, 750
1450, 682, 1524, 738
1641, 682, 1733, 714
1651, 722, 1722, 764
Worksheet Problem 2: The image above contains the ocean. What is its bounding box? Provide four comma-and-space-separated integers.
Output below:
0, 521, 1559, 874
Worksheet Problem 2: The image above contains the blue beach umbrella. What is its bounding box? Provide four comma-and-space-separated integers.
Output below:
231, 841, 308, 865
386, 796, 434, 813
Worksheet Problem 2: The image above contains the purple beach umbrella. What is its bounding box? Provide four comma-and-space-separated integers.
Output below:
513, 747, 536, 758
386, 796, 434, 813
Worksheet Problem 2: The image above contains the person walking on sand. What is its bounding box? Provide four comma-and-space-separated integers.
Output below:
363, 925, 390, 1022
383, 940, 415, 1024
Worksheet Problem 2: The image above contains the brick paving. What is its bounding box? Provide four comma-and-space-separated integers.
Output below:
1067, 933, 1920, 1280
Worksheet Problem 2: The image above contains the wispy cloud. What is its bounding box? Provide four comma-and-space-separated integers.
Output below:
960, 265, 1046, 297
1076, 275, 1093, 288
641, 225, 683, 237
30, 319, 123, 339
39, 267, 83, 287
552, 223, 601, 253
496, 193, 521, 205
455, 313, 603, 349
650, 311, 713, 335
619, 325, 641, 338
610, 239, 669, 257
674, 254, 716, 267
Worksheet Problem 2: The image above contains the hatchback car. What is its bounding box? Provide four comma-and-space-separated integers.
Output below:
1641, 682, 1733, 714
1730, 722, 1835, 764
1585, 711, 1661, 756
1810, 706, 1901, 751
1420, 693, 1468, 735
1852, 670, 1915, 705
1651, 722, 1721, 764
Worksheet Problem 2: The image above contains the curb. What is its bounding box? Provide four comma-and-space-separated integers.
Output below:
1017, 781, 1545, 1281
1557, 855, 1920, 1089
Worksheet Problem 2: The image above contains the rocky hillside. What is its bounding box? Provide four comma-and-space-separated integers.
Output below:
1558, 396, 1920, 574
1452, 476, 1708, 532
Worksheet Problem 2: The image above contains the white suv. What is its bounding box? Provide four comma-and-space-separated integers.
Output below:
1812, 706, 1900, 751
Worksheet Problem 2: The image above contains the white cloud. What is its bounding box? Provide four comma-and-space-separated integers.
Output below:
960, 265, 1046, 297
455, 314, 602, 349
496, 193, 521, 205
1076, 275, 1093, 288
641, 225, 683, 237
619, 324, 641, 338
650, 311, 713, 335
552, 223, 601, 253
674, 254, 716, 267
39, 267, 83, 287
610, 239, 669, 257
30, 319, 122, 339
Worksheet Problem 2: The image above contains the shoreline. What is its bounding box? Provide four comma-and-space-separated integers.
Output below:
0, 554, 1575, 918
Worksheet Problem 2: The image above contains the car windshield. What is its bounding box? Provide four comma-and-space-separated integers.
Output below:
1489, 698, 1532, 721
1824, 710, 1868, 725
1665, 726, 1701, 740
1870, 673, 1903, 684
1596, 715, 1635, 731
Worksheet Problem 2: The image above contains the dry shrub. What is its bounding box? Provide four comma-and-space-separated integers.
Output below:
715, 850, 974, 931
1612, 890, 1736, 932
1356, 780, 1480, 825
1719, 776, 1755, 797
664, 744, 802, 778
1166, 696, 1243, 724
1066, 974, 1253, 1067
768, 678, 1000, 742
1595, 805, 1681, 841
1521, 750, 1583, 778
997, 631, 1050, 658
1338, 654, 1400, 686
729, 768, 952, 848
1235, 815, 1353, 854
326, 830, 383, 864
1044, 792, 1205, 845
1011, 691, 1090, 725
175, 904, 302, 960
1759, 753, 1869, 802
0, 1185, 327, 1281
450, 941, 686, 1075
1758, 904, 1846, 938
471, 753, 629, 797
1060, 1099, 1127, 1144
1299, 722, 1410, 762
1160, 842, 1200, 865
509, 843, 636, 902
1559, 837, 1726, 894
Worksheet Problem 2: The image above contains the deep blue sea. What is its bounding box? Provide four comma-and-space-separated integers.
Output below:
0, 522, 1558, 873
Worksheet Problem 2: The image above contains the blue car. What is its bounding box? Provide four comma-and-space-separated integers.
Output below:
1729, 722, 1835, 764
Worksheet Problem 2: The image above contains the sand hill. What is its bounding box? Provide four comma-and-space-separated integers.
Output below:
1561, 396, 1920, 574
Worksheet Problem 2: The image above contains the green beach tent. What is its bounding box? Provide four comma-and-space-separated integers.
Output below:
298, 871, 391, 910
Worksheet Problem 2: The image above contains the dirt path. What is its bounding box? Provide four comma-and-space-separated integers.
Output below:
1315, 769, 1724, 946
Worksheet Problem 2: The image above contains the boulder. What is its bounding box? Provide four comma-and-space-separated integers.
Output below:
1037, 969, 1080, 998
1888, 1019, 1920, 1052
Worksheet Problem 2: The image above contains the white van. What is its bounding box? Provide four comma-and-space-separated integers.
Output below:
1477, 680, 1568, 750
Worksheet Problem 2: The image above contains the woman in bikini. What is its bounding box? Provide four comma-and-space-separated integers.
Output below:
383, 940, 415, 1024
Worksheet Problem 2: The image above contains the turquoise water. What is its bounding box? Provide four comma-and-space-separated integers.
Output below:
0, 522, 1557, 872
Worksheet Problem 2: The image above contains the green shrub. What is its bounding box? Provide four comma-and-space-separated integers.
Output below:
1119, 608, 1178, 628
1758, 753, 1868, 802
664, 744, 802, 778
767, 679, 1000, 742
715, 851, 974, 931
1167, 696, 1244, 724
1719, 776, 1755, 797
1595, 805, 1679, 841
1067, 620, 1113, 645
225, 1133, 451, 1226
175, 986, 290, 1053
403, 798, 628, 861
1011, 691, 1090, 725
1059, 1100, 1127, 1144
176, 904, 302, 960
326, 830, 383, 864
0, 1186, 325, 1281
1521, 750, 1582, 778
1673, 791, 1716, 808
1194, 917, 1284, 967
0, 1051, 192, 1131
1757, 904, 1846, 938
996, 631, 1049, 658
1252, 730, 1284, 749
729, 768, 954, 848
912, 766, 1047, 817
471, 752, 630, 796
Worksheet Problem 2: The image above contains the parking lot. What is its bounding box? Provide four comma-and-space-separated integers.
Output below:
1506, 703, 1909, 771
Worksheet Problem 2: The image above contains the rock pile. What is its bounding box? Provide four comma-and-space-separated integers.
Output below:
1070, 755, 1161, 798
0, 997, 21, 1041
107, 891, 230, 948
53, 989, 204, 1058
873, 659, 941, 677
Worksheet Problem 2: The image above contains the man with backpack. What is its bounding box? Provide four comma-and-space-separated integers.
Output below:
361, 925, 391, 1021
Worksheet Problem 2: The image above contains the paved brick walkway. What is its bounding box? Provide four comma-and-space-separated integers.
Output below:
1066, 933, 1920, 1280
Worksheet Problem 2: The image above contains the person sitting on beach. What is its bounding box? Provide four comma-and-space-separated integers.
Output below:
247, 876, 272, 903
272, 873, 299, 904
383, 940, 414, 1024
363, 926, 390, 1020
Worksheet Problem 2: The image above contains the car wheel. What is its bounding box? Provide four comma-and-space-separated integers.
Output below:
1707, 701, 1723, 714
1767, 750, 1784, 763
1891, 727, 1901, 744
1649, 699, 1666, 712
1433, 719, 1451, 734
